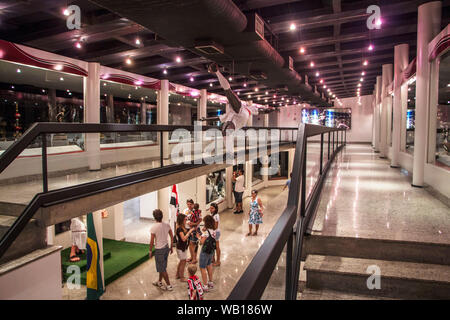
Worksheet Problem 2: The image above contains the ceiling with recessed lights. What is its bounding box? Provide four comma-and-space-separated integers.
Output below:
0, 0, 449, 105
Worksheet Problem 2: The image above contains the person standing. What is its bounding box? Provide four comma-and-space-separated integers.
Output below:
210, 203, 221, 267
149, 209, 174, 291
233, 169, 245, 214
197, 215, 216, 292
247, 190, 264, 236
175, 213, 194, 282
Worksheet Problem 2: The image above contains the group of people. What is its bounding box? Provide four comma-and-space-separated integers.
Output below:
149, 186, 265, 299
149, 200, 221, 299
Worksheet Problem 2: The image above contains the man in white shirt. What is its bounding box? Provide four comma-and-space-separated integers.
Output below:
149, 209, 174, 291
233, 169, 245, 214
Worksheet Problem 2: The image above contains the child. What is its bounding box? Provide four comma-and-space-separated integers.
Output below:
187, 265, 204, 300
197, 215, 216, 292
175, 214, 194, 282
187, 202, 202, 264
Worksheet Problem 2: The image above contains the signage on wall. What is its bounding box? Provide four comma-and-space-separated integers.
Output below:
65, 5, 81, 30
366, 5, 381, 30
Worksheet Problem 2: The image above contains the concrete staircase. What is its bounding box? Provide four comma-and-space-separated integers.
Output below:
299, 234, 450, 300
0, 203, 47, 265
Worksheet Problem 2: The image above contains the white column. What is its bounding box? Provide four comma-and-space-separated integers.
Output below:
158, 79, 169, 159
92, 210, 104, 290
374, 76, 382, 152
245, 160, 252, 195
371, 90, 376, 147
157, 187, 170, 223
140, 102, 147, 124
264, 114, 269, 127
380, 64, 393, 158
412, 1, 442, 187
196, 175, 207, 209
84, 62, 101, 171
102, 203, 124, 241
198, 89, 207, 122
392, 44, 409, 167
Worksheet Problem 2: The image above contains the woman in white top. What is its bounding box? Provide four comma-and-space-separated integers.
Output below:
210, 203, 221, 266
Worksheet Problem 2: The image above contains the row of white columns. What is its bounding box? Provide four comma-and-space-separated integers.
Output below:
372, 1, 442, 187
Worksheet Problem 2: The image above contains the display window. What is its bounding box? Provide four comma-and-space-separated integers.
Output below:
435, 51, 450, 169
0, 59, 84, 151
406, 79, 416, 154
301, 107, 351, 129
206, 169, 226, 204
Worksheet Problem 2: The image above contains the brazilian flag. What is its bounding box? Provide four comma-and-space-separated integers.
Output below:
86, 212, 104, 300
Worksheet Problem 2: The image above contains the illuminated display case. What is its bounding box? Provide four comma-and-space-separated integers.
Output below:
301, 107, 352, 129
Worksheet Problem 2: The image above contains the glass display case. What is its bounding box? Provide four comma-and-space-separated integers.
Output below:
301, 107, 351, 129
435, 51, 450, 169
206, 169, 226, 204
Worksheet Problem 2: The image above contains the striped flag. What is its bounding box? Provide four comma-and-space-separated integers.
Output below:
86, 212, 104, 300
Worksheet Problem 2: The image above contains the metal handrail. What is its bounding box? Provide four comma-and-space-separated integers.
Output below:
0, 122, 298, 260
227, 123, 346, 300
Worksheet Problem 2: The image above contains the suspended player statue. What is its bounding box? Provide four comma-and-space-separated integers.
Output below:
201, 63, 267, 135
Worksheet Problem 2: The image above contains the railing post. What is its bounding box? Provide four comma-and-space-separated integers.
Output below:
300, 142, 306, 217
160, 131, 164, 167
41, 133, 48, 193
328, 132, 331, 160
345, 130, 347, 146
285, 229, 293, 300
332, 131, 335, 154
319, 133, 323, 175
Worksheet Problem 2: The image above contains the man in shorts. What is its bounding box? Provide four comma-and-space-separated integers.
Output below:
233, 169, 245, 214
150, 209, 174, 291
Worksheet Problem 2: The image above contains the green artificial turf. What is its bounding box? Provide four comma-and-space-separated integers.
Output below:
61, 239, 151, 286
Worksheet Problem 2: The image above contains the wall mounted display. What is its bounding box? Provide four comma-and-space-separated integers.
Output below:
301, 107, 352, 129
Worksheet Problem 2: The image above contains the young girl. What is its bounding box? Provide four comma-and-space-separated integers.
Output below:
197, 215, 216, 292
210, 203, 221, 267
175, 214, 194, 281
247, 190, 264, 236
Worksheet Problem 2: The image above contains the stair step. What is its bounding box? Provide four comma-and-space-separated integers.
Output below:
61, 250, 112, 273
0, 214, 46, 264
303, 234, 450, 265
304, 254, 450, 299
299, 288, 395, 300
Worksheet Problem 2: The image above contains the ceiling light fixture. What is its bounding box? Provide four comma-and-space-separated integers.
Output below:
310, 62, 315, 67
363, 60, 368, 66
126, 58, 132, 65
368, 44, 374, 51
290, 23, 296, 31
163, 69, 167, 75
315, 72, 320, 77
299, 47, 305, 54
176, 56, 181, 63
135, 38, 141, 45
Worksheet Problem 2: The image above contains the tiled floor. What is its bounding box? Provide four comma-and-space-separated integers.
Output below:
62, 185, 291, 300
312, 144, 450, 244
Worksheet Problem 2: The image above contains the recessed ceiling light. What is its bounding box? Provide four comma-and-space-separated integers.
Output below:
190, 77, 194, 82
176, 56, 181, 63
315, 72, 320, 77
63, 8, 70, 16
209, 83, 213, 87
243, 83, 247, 87
254, 88, 259, 92
361, 72, 365, 76
54, 64, 63, 71
363, 60, 368, 66
320, 79, 324, 84
75, 42, 82, 49
135, 38, 141, 45
60, 77, 64, 81
290, 23, 296, 31
310, 62, 315, 67
163, 69, 167, 75
299, 47, 305, 54
265, 91, 268, 95
368, 44, 374, 51
126, 58, 132, 65
228, 77, 233, 81
16, 69, 21, 73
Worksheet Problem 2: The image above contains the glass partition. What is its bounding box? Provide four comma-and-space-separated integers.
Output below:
435, 51, 450, 169
406, 80, 416, 154
0, 59, 84, 151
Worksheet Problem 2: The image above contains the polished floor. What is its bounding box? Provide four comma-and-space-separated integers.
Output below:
62, 185, 290, 300
312, 144, 450, 244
